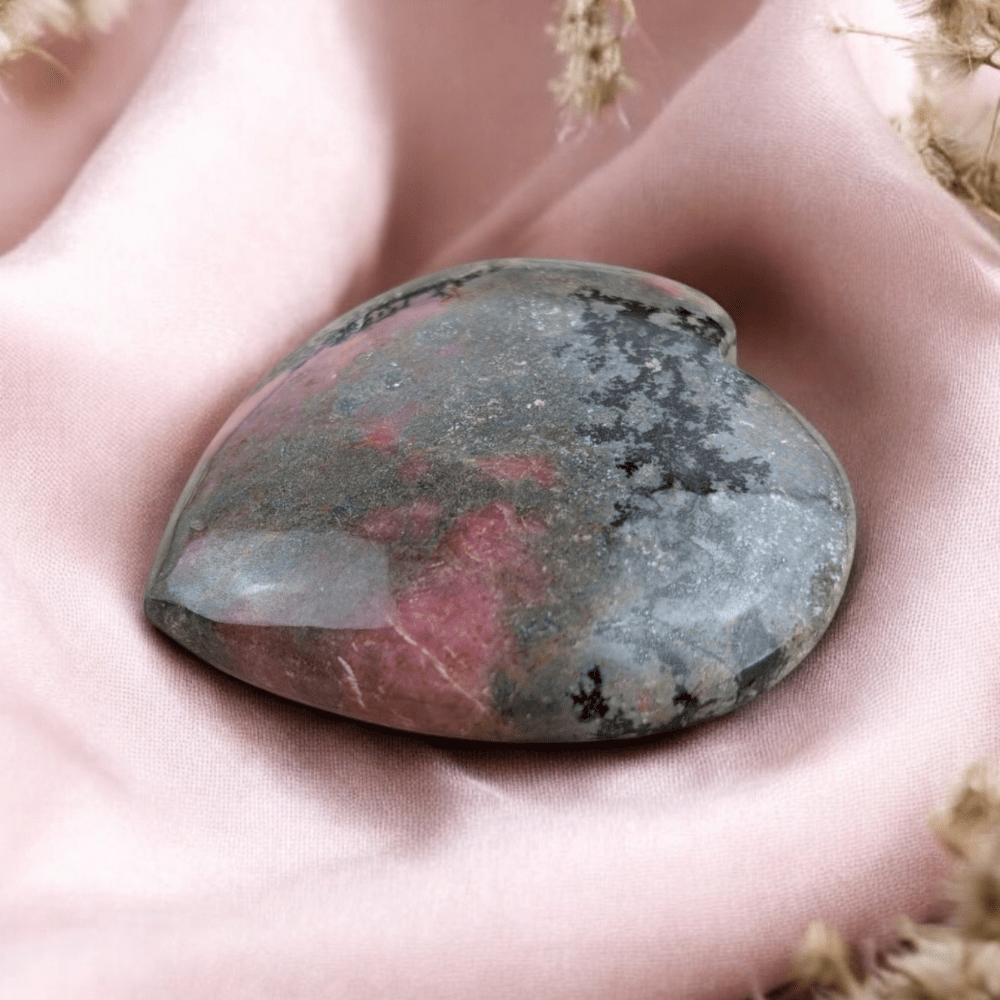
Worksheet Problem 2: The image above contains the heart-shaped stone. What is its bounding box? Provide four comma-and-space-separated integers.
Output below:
146, 259, 855, 741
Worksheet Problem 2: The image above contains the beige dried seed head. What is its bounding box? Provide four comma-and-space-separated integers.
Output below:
793, 922, 863, 997
949, 829, 1000, 941
795, 762, 1000, 1000
929, 758, 1000, 859
910, 0, 1000, 44
879, 921, 969, 1000
964, 939, 1000, 995
0, 0, 131, 63
834, 2, 1000, 221
548, 0, 636, 120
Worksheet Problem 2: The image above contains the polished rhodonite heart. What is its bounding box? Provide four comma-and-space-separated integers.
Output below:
145, 259, 855, 741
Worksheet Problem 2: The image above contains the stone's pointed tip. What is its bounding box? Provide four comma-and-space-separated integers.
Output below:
146, 259, 855, 743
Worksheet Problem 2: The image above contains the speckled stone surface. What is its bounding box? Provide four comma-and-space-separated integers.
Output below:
145, 259, 855, 742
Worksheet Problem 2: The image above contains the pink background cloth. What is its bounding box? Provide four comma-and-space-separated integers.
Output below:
1, 0, 997, 996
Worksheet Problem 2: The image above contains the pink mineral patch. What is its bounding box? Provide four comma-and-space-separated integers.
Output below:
353, 499, 443, 543
440, 501, 547, 587
398, 456, 431, 482
475, 455, 558, 489
319, 292, 448, 381
365, 501, 549, 731
642, 274, 690, 300
356, 402, 422, 453
224, 500, 551, 738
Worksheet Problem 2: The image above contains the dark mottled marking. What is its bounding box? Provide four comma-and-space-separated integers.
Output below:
571, 667, 610, 722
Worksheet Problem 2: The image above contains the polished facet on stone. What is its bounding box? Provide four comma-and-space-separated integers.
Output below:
145, 259, 855, 741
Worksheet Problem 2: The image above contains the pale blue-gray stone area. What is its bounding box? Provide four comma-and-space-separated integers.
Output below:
145, 259, 856, 742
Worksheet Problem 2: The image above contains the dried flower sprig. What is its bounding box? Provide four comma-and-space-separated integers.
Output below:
922, 0, 1000, 47
794, 759, 1000, 1000
833, 0, 1000, 223
0, 0, 132, 65
548, 0, 637, 122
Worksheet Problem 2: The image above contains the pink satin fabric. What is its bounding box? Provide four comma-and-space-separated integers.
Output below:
2, 1, 996, 997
